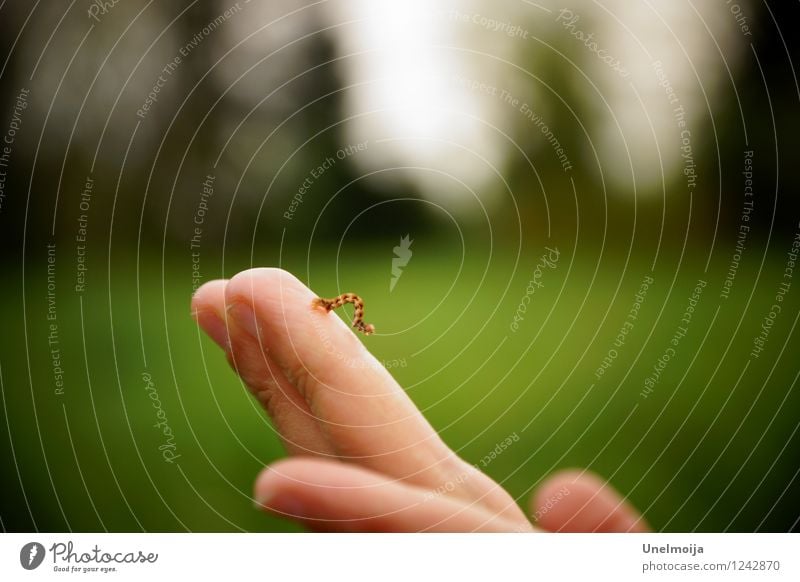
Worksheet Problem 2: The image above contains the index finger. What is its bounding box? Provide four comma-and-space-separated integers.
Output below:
224, 268, 458, 485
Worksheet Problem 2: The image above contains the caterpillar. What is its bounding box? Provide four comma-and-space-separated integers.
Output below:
313, 293, 375, 335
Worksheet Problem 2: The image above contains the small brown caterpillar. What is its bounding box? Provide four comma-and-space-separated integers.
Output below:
313, 293, 375, 335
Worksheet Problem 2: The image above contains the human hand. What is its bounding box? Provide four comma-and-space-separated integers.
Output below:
191, 268, 649, 532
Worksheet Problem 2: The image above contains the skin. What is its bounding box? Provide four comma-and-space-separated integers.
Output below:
191, 268, 650, 532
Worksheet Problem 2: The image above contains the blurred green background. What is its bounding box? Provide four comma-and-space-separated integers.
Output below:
1, 0, 798, 532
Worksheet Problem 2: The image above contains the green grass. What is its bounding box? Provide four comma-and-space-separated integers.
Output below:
1, 244, 798, 532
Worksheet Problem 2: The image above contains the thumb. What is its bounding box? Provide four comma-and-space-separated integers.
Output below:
254, 457, 533, 532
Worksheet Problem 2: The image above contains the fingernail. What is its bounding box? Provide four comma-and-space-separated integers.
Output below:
195, 310, 230, 350
228, 302, 260, 339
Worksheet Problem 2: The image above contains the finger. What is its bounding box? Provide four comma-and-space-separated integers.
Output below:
224, 268, 528, 526
254, 457, 535, 533
223, 268, 458, 482
530, 469, 650, 532
192, 280, 335, 457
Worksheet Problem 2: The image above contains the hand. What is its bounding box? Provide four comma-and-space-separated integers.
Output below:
191, 268, 649, 532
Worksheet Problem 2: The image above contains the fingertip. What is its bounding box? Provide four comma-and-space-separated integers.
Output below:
254, 458, 340, 495
225, 267, 312, 307
254, 483, 306, 520
191, 279, 229, 315
191, 280, 230, 349
223, 267, 372, 385
253, 458, 336, 519
253, 463, 285, 508
532, 469, 649, 533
